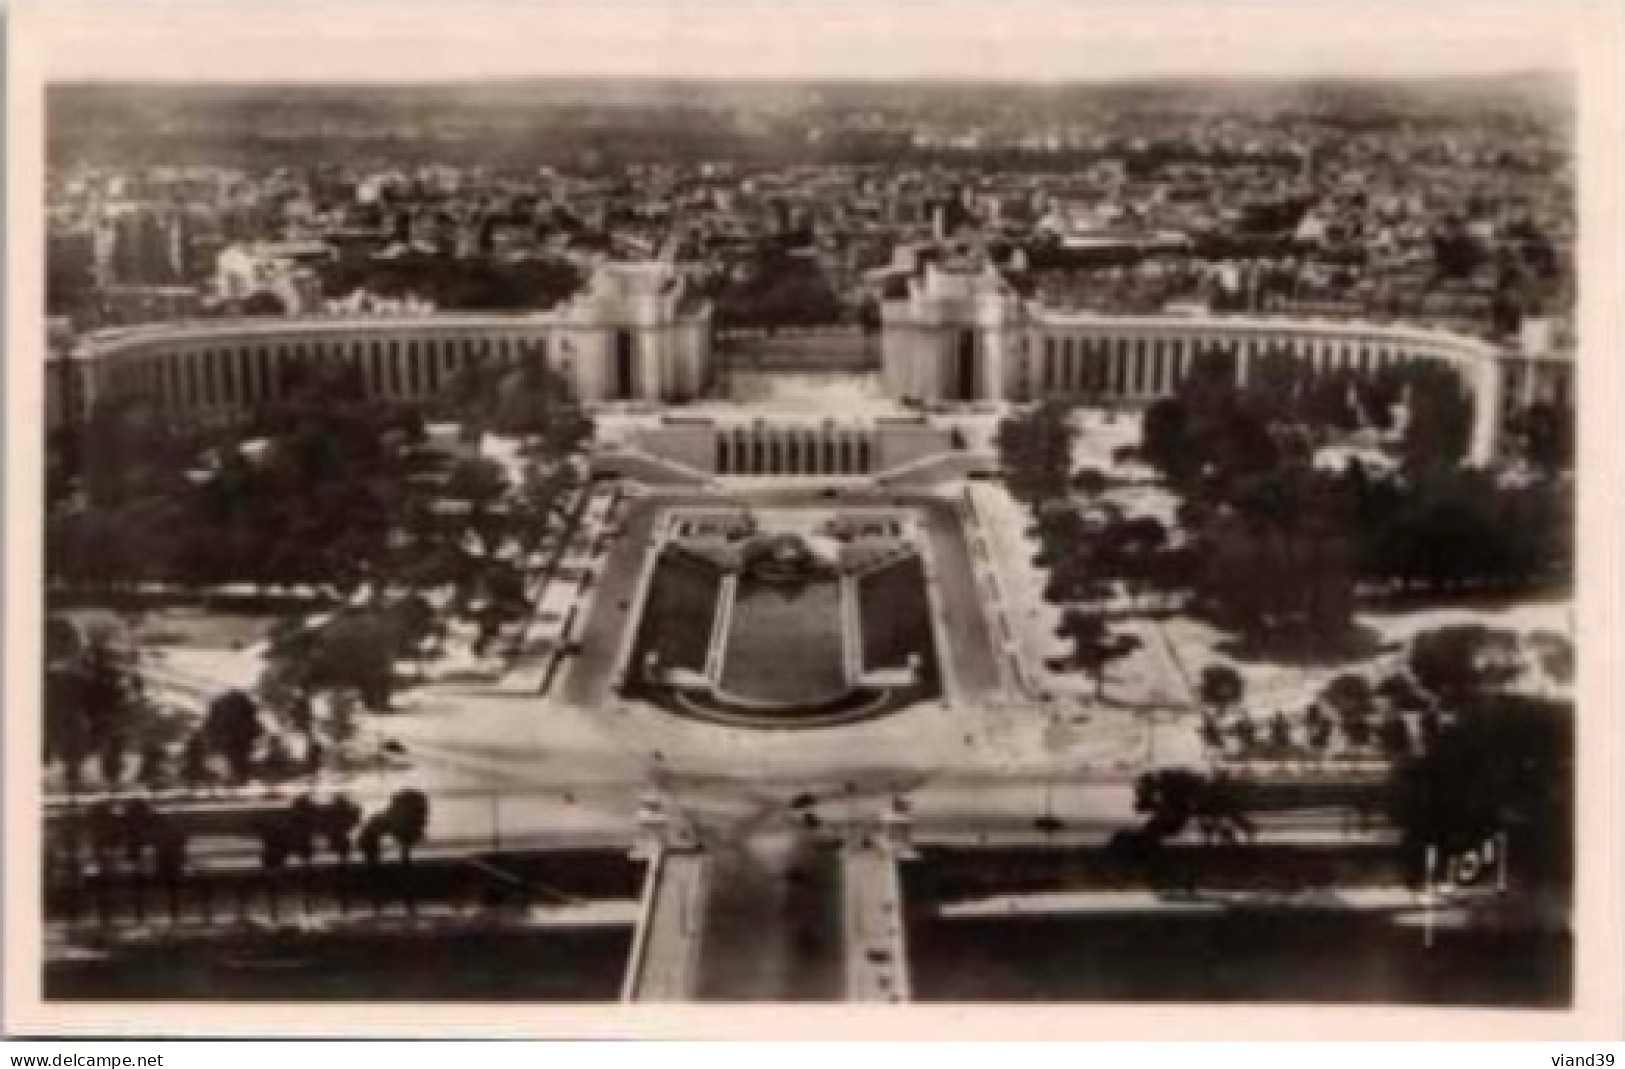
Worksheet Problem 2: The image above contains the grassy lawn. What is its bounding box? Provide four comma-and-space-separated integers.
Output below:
628, 550, 723, 675
720, 576, 846, 704
858, 556, 939, 683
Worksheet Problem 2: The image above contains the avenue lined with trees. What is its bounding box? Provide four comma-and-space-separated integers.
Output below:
997, 351, 1571, 653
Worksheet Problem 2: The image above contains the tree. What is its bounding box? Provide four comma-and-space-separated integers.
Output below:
240, 290, 289, 316
1267, 711, 1293, 752
1408, 625, 1522, 705
384, 789, 431, 866
443, 456, 510, 519
1398, 362, 1474, 471
1378, 714, 1413, 758
135, 740, 170, 792
1230, 715, 1259, 751
1322, 673, 1374, 744
1195, 773, 1256, 846
326, 689, 362, 764
44, 666, 93, 794
1376, 672, 1432, 715
178, 732, 211, 794
1360, 462, 1571, 594
1511, 401, 1574, 474
1388, 694, 1572, 888
1343, 713, 1374, 749
514, 461, 584, 555
997, 402, 1076, 507
256, 813, 290, 922
360, 789, 432, 913
1071, 466, 1109, 500
203, 689, 263, 784
280, 611, 400, 711
1133, 768, 1254, 846
1032, 507, 1089, 569
321, 794, 363, 913
492, 360, 594, 457
1526, 630, 1574, 689
1198, 664, 1245, 719
1189, 489, 1356, 644
1307, 715, 1334, 755
83, 800, 125, 928
322, 794, 363, 864
57, 635, 148, 789
120, 799, 161, 923
99, 742, 129, 790
1134, 768, 1204, 839
1052, 609, 1142, 701
1112, 516, 1170, 609
281, 795, 321, 913
1322, 673, 1373, 718
46, 614, 83, 664
151, 820, 189, 924
260, 734, 297, 782
1431, 219, 1485, 280
1139, 398, 1194, 482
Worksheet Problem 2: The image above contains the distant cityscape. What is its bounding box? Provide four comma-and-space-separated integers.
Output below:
47, 76, 1572, 337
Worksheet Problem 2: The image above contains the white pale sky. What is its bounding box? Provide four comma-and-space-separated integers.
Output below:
31, 0, 1578, 83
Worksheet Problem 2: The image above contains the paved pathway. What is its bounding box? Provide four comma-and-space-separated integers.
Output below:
909, 497, 1005, 703
559, 495, 668, 707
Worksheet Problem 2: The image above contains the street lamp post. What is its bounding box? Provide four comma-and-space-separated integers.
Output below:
1423, 844, 1437, 951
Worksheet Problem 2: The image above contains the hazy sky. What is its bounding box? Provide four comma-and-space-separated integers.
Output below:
32, 0, 1577, 83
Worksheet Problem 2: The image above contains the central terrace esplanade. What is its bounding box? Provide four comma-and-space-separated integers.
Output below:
55, 258, 1570, 467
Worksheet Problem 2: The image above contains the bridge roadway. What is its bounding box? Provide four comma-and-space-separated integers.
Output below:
621, 824, 877, 1002
842, 841, 911, 1002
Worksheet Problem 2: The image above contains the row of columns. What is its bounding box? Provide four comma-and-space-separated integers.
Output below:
1028, 330, 1505, 465
715, 428, 875, 476
98, 332, 552, 413
1034, 334, 1442, 401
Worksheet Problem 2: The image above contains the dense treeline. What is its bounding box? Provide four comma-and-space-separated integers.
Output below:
998, 353, 1571, 646
319, 253, 583, 312
48, 353, 592, 595
704, 246, 847, 329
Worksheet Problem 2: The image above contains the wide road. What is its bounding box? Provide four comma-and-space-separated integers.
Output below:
912, 497, 1004, 703
559, 494, 668, 708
